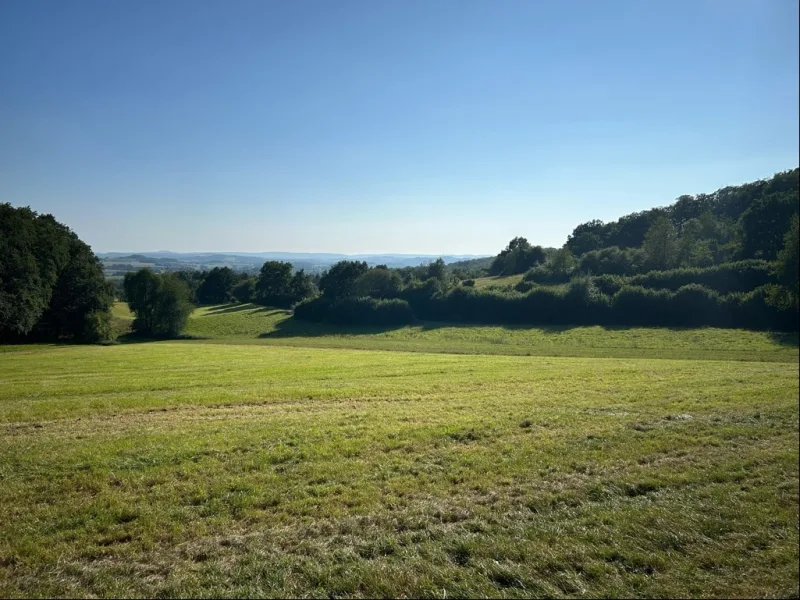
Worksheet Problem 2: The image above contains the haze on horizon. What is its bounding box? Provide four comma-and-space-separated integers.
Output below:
1, 0, 798, 255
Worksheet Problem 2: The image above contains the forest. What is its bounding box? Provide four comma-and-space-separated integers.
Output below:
1, 168, 798, 342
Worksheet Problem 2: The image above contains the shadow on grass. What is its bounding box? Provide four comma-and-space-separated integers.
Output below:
200, 303, 291, 316
259, 317, 420, 339
258, 317, 650, 339
257, 314, 800, 342
113, 332, 211, 345
767, 331, 800, 347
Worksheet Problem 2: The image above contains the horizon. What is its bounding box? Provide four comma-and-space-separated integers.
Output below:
98, 250, 492, 258
1, 0, 798, 254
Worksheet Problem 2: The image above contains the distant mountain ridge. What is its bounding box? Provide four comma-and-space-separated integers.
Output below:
97, 251, 491, 275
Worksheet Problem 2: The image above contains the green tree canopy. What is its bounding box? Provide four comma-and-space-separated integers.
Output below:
254, 261, 314, 308
0, 203, 112, 342
319, 261, 369, 299
739, 190, 800, 260
768, 213, 800, 310
643, 216, 678, 271
352, 268, 402, 299
196, 267, 237, 304
123, 269, 194, 338
490, 237, 546, 276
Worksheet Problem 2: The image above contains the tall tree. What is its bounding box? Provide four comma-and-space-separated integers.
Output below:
255, 261, 293, 306
123, 269, 194, 338
353, 268, 402, 298
739, 191, 800, 260
566, 220, 607, 256
768, 213, 800, 310
490, 238, 546, 275
642, 216, 678, 271
0, 203, 112, 342
548, 247, 577, 278
319, 261, 369, 299
196, 266, 237, 304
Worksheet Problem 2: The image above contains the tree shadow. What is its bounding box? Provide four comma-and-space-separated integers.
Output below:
259, 317, 424, 339
113, 332, 211, 345
201, 303, 257, 316
415, 320, 686, 335
201, 303, 292, 316
766, 331, 799, 347
259, 316, 794, 342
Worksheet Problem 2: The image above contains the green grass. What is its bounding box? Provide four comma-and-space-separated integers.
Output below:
1, 306, 798, 597
175, 303, 799, 363
472, 274, 524, 289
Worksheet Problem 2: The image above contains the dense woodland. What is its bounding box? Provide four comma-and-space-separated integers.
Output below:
0, 204, 113, 342
1, 168, 798, 341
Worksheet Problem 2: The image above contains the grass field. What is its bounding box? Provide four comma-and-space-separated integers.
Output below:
1, 305, 798, 597
472, 274, 525, 289
165, 303, 798, 363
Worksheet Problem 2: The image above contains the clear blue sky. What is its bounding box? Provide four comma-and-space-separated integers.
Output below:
1, 0, 797, 254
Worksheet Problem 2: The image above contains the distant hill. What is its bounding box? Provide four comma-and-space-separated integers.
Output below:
97, 251, 491, 277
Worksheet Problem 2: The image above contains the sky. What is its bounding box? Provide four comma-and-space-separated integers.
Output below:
0, 0, 798, 255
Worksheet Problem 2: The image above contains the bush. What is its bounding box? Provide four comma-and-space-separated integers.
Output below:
81, 309, 112, 343
462, 279, 475, 287
398, 278, 446, 320
626, 260, 774, 294
294, 296, 415, 326
124, 270, 194, 338
232, 278, 256, 303
563, 277, 611, 324
727, 285, 799, 331
578, 246, 645, 276
610, 286, 673, 326
514, 280, 535, 293
292, 296, 330, 322
523, 265, 571, 284
297, 271, 798, 332
592, 274, 626, 296
668, 284, 722, 327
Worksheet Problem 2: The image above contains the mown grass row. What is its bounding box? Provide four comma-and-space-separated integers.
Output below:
0, 342, 798, 597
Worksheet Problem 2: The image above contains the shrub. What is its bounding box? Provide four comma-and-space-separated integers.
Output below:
294, 296, 414, 326
610, 286, 673, 326
592, 274, 626, 296
124, 270, 194, 338
578, 246, 645, 276
514, 280, 535, 293
523, 265, 571, 284
232, 278, 256, 303
81, 309, 112, 343
668, 284, 722, 327
727, 285, 799, 331
563, 277, 611, 324
626, 260, 774, 294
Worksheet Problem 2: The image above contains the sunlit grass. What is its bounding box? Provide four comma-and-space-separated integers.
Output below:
472, 274, 524, 289
0, 342, 798, 597
175, 303, 798, 362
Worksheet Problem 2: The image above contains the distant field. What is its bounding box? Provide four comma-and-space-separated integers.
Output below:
1, 305, 797, 597
472, 274, 524, 289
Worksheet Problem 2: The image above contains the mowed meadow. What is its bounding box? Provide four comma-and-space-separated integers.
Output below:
1, 305, 798, 597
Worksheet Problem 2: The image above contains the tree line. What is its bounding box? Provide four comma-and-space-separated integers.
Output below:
291, 169, 798, 331
2, 168, 797, 342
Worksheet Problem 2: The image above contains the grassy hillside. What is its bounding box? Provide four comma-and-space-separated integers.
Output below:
171, 303, 798, 362
1, 342, 798, 597
472, 274, 524, 289
2, 304, 797, 596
